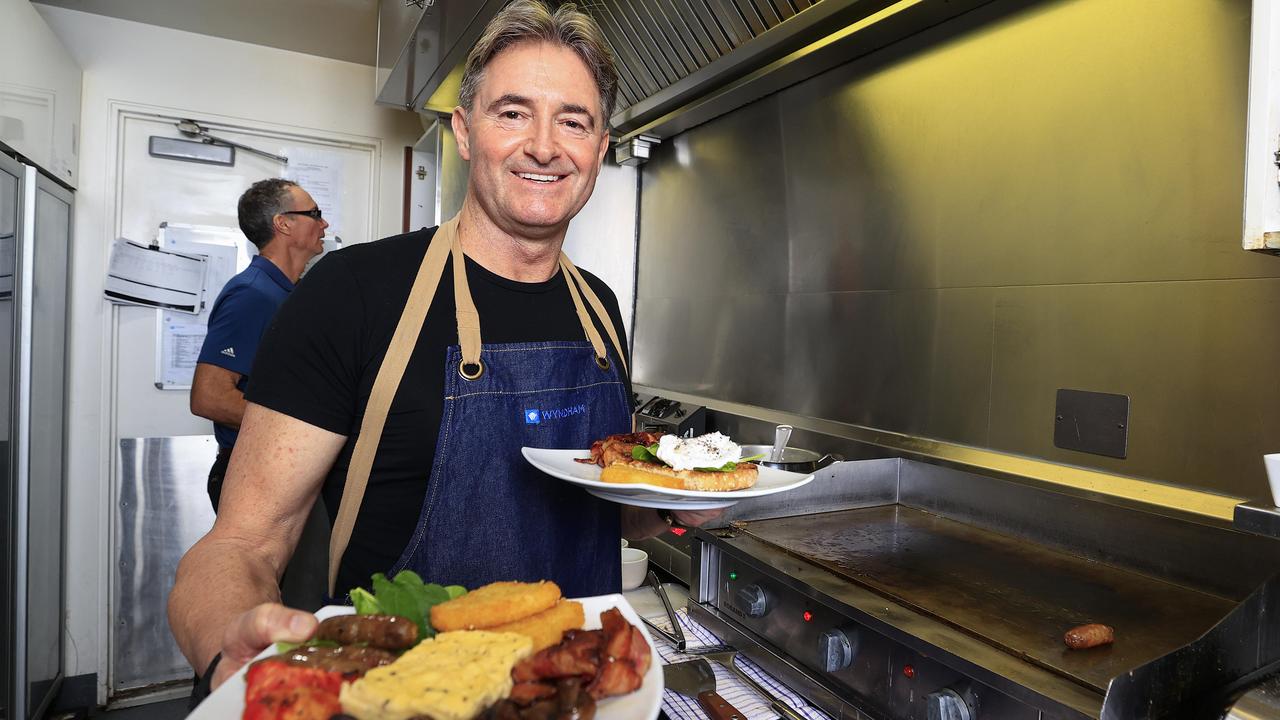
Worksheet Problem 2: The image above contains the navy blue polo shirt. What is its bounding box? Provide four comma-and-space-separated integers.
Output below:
196, 255, 294, 448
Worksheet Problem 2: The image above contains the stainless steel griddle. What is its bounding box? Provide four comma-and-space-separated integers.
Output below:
665, 458, 1280, 719
733, 506, 1232, 693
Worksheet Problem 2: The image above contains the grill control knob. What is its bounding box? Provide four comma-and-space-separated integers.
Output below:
817, 628, 858, 672
926, 688, 973, 720
734, 584, 769, 618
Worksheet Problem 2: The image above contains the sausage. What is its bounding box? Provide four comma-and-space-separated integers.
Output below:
277, 644, 397, 676
313, 614, 419, 650
1064, 623, 1114, 649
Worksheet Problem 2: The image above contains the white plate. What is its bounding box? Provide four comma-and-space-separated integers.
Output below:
521, 447, 815, 509
189, 594, 662, 720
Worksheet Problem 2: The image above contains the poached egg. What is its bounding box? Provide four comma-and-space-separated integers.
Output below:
656, 432, 742, 472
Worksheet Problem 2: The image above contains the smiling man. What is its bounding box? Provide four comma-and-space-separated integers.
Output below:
169, 0, 719, 699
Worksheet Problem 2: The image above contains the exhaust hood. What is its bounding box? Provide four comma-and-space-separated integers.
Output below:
379, 0, 999, 143
375, 0, 509, 110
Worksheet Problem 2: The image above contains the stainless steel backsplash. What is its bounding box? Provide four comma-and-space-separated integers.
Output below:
632, 0, 1278, 500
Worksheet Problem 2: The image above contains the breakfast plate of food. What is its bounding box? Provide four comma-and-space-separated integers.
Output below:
189, 572, 661, 720
522, 431, 815, 510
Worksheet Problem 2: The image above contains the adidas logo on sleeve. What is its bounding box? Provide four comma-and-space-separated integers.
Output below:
220, 347, 236, 358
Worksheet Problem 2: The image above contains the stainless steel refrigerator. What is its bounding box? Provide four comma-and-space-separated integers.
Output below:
1, 148, 71, 720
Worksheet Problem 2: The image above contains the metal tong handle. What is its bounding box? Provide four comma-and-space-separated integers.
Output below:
770, 425, 793, 462
640, 570, 687, 651
721, 658, 807, 720
687, 648, 808, 720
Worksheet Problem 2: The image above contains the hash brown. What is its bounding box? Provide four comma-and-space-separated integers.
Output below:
430, 580, 562, 632
486, 599, 585, 653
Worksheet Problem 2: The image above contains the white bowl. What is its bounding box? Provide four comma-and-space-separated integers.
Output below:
1266, 453, 1280, 507
621, 537, 629, 549
621, 547, 648, 591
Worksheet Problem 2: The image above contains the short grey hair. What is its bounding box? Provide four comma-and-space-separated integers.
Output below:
458, 0, 619, 128
237, 178, 297, 249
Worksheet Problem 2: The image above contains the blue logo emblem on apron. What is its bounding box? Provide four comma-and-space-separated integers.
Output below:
525, 408, 541, 424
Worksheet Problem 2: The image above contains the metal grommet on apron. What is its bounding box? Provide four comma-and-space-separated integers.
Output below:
326, 215, 631, 596
458, 361, 484, 380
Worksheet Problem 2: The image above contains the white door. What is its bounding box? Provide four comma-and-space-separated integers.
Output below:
107, 110, 378, 695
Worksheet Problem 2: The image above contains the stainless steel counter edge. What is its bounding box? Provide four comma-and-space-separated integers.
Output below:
635, 384, 1245, 527
1236, 502, 1280, 541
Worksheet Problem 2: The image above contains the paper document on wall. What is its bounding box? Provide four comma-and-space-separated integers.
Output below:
105, 239, 206, 314
283, 146, 345, 237
153, 223, 251, 388
156, 317, 206, 389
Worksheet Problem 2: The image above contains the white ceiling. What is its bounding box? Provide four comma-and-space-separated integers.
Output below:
32, 0, 379, 66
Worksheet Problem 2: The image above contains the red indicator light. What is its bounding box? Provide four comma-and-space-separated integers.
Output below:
802, 611, 813, 622
902, 665, 915, 679
670, 527, 688, 536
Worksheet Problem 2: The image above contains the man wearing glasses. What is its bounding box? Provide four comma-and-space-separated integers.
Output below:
191, 178, 328, 511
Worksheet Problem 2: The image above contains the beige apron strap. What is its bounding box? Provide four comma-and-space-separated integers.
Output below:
451, 241, 484, 376
328, 215, 459, 594
559, 255, 628, 376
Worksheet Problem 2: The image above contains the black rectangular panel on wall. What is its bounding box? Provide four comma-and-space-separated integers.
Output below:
1054, 389, 1129, 459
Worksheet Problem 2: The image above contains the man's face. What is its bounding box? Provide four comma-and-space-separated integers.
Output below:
279, 185, 328, 257
453, 41, 611, 238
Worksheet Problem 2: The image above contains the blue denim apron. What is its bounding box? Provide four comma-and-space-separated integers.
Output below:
327, 215, 631, 598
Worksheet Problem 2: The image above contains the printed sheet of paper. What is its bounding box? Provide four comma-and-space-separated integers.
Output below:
104, 239, 206, 313
156, 317, 206, 389
283, 146, 345, 237
154, 224, 251, 388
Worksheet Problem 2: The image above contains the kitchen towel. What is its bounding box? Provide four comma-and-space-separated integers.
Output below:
654, 607, 834, 720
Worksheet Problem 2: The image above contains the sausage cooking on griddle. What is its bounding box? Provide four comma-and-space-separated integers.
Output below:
1063, 623, 1114, 649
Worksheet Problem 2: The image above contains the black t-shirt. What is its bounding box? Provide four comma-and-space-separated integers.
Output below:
246, 227, 631, 592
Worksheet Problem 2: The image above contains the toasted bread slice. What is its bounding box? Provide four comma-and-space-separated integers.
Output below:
601, 459, 758, 492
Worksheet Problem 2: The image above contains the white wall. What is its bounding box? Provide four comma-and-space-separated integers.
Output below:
0, 0, 81, 185
35, 5, 423, 701
562, 161, 637, 341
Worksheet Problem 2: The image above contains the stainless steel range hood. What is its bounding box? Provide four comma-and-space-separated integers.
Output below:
599, 0, 904, 133
375, 0, 509, 110
379, 0, 1000, 140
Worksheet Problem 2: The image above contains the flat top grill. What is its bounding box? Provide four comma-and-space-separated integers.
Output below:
736, 505, 1236, 693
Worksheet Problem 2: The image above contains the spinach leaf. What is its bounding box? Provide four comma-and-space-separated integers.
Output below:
350, 587, 382, 615
370, 573, 420, 634
631, 444, 665, 464
694, 453, 767, 473
351, 570, 467, 642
